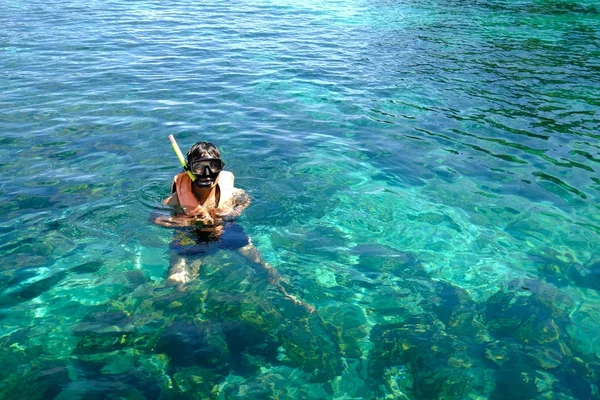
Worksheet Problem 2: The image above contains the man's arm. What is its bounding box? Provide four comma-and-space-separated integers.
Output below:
211, 189, 251, 222
155, 192, 215, 227
162, 192, 180, 206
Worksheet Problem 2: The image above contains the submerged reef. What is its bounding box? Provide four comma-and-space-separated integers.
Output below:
2, 250, 600, 400
365, 277, 600, 399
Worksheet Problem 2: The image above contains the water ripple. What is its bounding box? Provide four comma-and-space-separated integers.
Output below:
1, 0, 600, 398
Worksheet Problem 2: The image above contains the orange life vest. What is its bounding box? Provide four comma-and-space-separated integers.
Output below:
172, 172, 222, 216
173, 172, 202, 216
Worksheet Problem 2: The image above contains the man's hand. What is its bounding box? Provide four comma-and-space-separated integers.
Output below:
182, 206, 216, 225
154, 212, 215, 228
195, 212, 216, 226
154, 215, 194, 228
209, 208, 229, 221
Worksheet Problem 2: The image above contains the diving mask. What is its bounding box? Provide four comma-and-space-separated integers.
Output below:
188, 158, 224, 187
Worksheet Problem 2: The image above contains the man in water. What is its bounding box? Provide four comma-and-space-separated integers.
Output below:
155, 141, 248, 231
154, 141, 310, 310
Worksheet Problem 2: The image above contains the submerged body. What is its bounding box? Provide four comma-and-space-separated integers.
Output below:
154, 140, 312, 311
155, 168, 254, 285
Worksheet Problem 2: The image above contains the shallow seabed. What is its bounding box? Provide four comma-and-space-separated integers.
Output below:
1, 0, 600, 399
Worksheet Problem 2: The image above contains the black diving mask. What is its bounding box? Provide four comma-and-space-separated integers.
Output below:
188, 158, 224, 187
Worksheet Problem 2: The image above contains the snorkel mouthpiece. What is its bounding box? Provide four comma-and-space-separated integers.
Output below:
193, 177, 214, 188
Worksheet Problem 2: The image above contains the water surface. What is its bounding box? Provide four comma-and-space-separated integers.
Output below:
1, 0, 600, 398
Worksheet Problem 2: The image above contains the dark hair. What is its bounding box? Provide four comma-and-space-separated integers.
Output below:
186, 142, 221, 164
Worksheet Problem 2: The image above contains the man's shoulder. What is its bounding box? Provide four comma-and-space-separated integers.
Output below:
217, 171, 249, 208
218, 171, 235, 189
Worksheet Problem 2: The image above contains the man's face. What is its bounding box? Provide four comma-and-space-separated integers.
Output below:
190, 158, 224, 188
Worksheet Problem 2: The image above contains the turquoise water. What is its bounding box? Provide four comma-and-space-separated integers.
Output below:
1, 0, 600, 398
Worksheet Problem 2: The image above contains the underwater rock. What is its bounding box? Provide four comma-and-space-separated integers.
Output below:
555, 357, 600, 400
33, 363, 71, 399
155, 319, 231, 373
173, 366, 222, 399
221, 365, 336, 399
129, 312, 168, 352
203, 289, 291, 336
480, 279, 600, 399
0, 326, 46, 367
100, 349, 137, 375
74, 331, 129, 354
0, 326, 33, 348
431, 280, 482, 338
146, 287, 193, 312
569, 260, 600, 292
122, 269, 147, 288
526, 346, 564, 370
485, 341, 595, 399
485, 340, 564, 371
0, 359, 71, 400
202, 291, 244, 320
489, 362, 544, 400
72, 310, 135, 336
368, 320, 432, 373
380, 365, 413, 400
72, 310, 135, 354
138, 354, 172, 393
0, 269, 69, 306
73, 348, 137, 376
238, 297, 284, 333
279, 314, 344, 382
483, 336, 600, 399
221, 322, 279, 375
483, 278, 573, 346
368, 318, 488, 399
319, 303, 368, 358
504, 217, 553, 245
5, 266, 42, 287
54, 379, 148, 400
368, 286, 427, 326
70, 260, 104, 274
222, 371, 292, 399
353, 245, 423, 277
484, 340, 522, 367
367, 276, 472, 331
529, 250, 573, 287
6, 254, 48, 271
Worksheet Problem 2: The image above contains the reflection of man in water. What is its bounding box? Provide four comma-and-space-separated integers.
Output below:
154, 141, 310, 309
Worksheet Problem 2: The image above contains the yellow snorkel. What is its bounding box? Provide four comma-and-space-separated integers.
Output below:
168, 135, 196, 181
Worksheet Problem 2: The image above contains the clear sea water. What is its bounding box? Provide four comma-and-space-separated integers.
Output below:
1, 0, 599, 398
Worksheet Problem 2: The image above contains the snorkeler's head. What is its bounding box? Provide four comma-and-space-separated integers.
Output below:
186, 142, 224, 188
